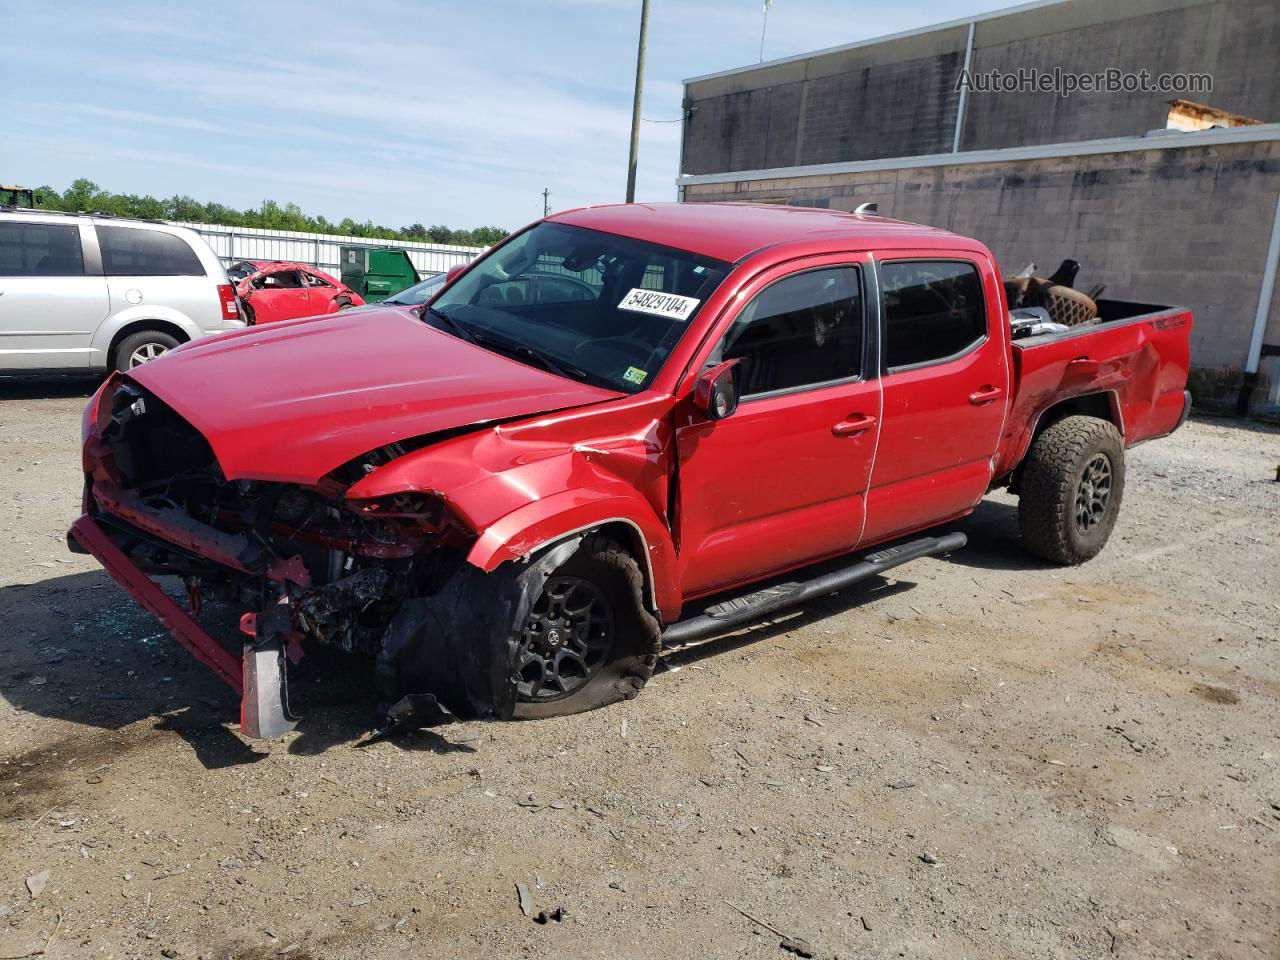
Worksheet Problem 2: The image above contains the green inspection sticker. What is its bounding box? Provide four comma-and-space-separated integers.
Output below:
623, 366, 648, 385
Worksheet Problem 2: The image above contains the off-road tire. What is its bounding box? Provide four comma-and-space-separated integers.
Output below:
513, 534, 660, 720
113, 330, 180, 372
1018, 415, 1125, 565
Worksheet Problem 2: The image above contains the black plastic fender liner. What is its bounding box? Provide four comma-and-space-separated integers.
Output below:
374, 536, 584, 723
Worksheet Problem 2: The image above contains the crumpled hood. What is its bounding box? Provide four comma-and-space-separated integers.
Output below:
127, 308, 622, 485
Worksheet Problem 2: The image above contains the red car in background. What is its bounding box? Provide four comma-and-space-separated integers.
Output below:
229, 260, 364, 325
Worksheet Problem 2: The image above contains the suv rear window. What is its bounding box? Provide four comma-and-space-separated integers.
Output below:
0, 222, 85, 277
97, 226, 205, 277
881, 261, 986, 369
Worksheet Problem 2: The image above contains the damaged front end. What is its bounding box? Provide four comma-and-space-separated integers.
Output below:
71, 378, 509, 737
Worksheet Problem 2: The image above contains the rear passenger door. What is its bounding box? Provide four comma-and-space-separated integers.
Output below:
0, 219, 108, 370
676, 259, 882, 598
97, 225, 210, 328
861, 255, 1009, 543
247, 269, 310, 323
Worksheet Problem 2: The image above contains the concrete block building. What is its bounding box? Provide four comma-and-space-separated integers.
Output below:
676, 0, 1280, 415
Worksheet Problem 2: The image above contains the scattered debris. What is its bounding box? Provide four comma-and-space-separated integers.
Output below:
515, 882, 532, 917
780, 937, 815, 957
533, 907, 565, 925
24, 871, 49, 899
886, 780, 916, 790
620, 718, 629, 738
920, 851, 938, 865
860, 916, 872, 932
0, 911, 62, 960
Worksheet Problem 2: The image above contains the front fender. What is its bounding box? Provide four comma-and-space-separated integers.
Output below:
466, 487, 680, 620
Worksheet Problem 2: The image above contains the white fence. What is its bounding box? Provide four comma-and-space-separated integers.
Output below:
171, 221, 486, 279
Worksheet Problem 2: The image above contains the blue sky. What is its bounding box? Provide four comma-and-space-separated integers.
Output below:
4, 0, 1014, 231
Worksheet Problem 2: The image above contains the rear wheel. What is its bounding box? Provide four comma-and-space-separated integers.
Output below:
114, 330, 180, 371
512, 534, 660, 720
1017, 415, 1125, 564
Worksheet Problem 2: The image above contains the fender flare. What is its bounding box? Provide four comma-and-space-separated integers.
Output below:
465, 489, 680, 620
91, 307, 203, 367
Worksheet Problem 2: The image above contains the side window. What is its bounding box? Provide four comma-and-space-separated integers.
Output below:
719, 266, 863, 397
880, 260, 986, 370
304, 272, 332, 288
97, 226, 205, 277
255, 270, 303, 289
0, 222, 85, 277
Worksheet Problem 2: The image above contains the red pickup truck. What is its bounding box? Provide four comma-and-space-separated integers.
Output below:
69, 203, 1192, 737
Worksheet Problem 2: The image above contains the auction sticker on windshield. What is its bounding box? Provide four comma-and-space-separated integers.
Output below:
618, 288, 700, 322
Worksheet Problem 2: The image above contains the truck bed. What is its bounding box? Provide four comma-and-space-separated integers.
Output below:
995, 300, 1193, 479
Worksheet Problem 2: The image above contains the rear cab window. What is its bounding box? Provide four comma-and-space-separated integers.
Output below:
97, 226, 205, 277
0, 221, 85, 277
880, 260, 986, 370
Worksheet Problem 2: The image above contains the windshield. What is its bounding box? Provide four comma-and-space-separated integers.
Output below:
426, 222, 730, 393
386, 273, 445, 305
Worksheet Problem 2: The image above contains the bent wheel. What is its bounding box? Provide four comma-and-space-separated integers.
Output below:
512, 534, 660, 720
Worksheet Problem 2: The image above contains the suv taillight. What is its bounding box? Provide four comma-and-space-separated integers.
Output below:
217, 283, 241, 322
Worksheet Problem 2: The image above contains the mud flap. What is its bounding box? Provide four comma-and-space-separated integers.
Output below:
375, 537, 582, 724
240, 602, 299, 739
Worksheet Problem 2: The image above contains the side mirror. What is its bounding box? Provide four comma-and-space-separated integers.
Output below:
445, 263, 466, 284
694, 359, 741, 421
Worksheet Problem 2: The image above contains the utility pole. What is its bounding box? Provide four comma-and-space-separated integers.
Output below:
759, 0, 772, 62
542, 187, 551, 217
625, 0, 650, 203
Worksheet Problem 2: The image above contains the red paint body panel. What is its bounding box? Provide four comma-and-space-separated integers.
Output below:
995, 307, 1193, 478
236, 261, 365, 325
861, 249, 1011, 544
77, 203, 1193, 653
126, 308, 623, 484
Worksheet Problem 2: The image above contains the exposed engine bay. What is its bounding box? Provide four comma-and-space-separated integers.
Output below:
82, 380, 516, 735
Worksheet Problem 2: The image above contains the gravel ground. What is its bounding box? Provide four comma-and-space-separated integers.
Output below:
0, 376, 1277, 960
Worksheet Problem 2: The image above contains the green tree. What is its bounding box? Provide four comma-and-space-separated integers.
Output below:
37, 177, 505, 247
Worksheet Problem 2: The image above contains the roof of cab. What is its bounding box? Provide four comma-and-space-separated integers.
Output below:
548, 202, 961, 264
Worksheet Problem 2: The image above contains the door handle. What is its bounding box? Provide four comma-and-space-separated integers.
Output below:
832, 414, 877, 436
1067, 357, 1101, 376
968, 386, 1003, 405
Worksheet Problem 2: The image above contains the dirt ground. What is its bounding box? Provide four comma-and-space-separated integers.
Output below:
0, 376, 1276, 960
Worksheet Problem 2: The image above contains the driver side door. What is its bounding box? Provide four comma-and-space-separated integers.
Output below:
675, 256, 882, 599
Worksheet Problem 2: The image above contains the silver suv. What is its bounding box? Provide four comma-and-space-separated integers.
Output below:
0, 210, 245, 372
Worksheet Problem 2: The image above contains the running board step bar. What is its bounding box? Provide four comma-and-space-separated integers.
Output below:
660, 532, 966, 650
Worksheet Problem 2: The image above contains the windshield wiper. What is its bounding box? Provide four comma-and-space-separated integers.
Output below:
425, 305, 478, 343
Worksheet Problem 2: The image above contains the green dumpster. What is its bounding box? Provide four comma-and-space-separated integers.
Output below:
340, 246, 420, 303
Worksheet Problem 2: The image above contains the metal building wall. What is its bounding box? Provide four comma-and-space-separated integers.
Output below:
171, 221, 485, 279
